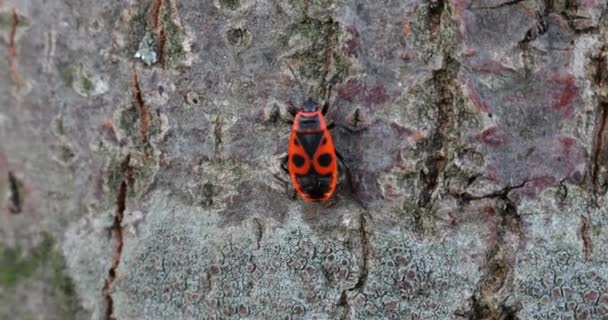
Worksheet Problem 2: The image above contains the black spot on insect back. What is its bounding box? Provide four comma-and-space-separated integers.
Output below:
292, 154, 306, 168
318, 154, 332, 167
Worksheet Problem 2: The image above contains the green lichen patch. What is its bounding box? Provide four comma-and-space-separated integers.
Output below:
60, 63, 108, 97
162, 10, 187, 66
219, 0, 241, 11
0, 233, 71, 289
134, 31, 158, 66
74, 64, 94, 96
58, 63, 75, 87
0, 233, 80, 319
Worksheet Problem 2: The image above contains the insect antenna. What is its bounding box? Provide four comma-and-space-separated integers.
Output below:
286, 62, 308, 102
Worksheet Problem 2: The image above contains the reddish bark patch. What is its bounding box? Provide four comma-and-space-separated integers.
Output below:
389, 122, 414, 137
342, 25, 359, 58
399, 52, 411, 61
481, 204, 496, 216
475, 127, 508, 147
549, 74, 577, 119
364, 85, 389, 105
337, 79, 364, 102
467, 86, 490, 113
451, 0, 468, 18
520, 176, 556, 197
558, 136, 576, 157
337, 80, 390, 106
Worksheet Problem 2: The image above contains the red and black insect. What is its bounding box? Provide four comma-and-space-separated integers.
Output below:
281, 98, 361, 202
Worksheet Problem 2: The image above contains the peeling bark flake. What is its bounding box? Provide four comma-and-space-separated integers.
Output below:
7, 8, 23, 89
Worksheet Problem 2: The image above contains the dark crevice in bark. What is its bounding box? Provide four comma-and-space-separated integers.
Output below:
469, 0, 526, 10
7, 8, 23, 89
150, 0, 166, 65
418, 54, 459, 208
102, 154, 132, 320
452, 180, 529, 206
7, 171, 22, 214
214, 113, 224, 163
336, 290, 350, 320
518, 40, 534, 79
428, 0, 445, 37
519, 5, 549, 79
252, 217, 263, 250
416, 0, 460, 235
579, 215, 592, 259
468, 198, 522, 320
591, 102, 608, 193
336, 213, 372, 320
589, 46, 608, 195
130, 65, 151, 145
353, 213, 370, 291
158, 27, 166, 66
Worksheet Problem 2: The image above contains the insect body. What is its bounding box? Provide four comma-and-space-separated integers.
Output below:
284, 98, 338, 201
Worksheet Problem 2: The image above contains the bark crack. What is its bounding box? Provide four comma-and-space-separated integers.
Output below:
579, 214, 592, 259
468, 197, 522, 320
7, 171, 22, 214
130, 64, 151, 145
252, 217, 263, 250
417, 56, 458, 205
416, 0, 461, 235
469, 0, 526, 10
336, 212, 372, 319
150, 0, 166, 65
451, 180, 530, 205
337, 290, 350, 320
102, 154, 132, 320
428, 0, 445, 37
353, 213, 370, 291
7, 8, 23, 89
213, 113, 224, 163
589, 46, 608, 195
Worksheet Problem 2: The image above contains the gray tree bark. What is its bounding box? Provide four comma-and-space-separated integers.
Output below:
1, 0, 607, 319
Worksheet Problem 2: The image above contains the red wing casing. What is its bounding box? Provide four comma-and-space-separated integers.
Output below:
287, 111, 338, 201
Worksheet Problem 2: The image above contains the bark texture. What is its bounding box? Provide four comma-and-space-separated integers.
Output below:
1, 0, 608, 319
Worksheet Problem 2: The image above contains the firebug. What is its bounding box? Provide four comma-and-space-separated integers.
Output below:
281, 98, 363, 203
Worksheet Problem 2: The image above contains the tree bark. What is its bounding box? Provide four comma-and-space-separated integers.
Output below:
1, 0, 607, 319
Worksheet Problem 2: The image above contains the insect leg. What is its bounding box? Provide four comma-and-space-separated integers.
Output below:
321, 101, 330, 115
335, 150, 366, 209
277, 156, 298, 200
288, 102, 299, 117
281, 155, 289, 174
